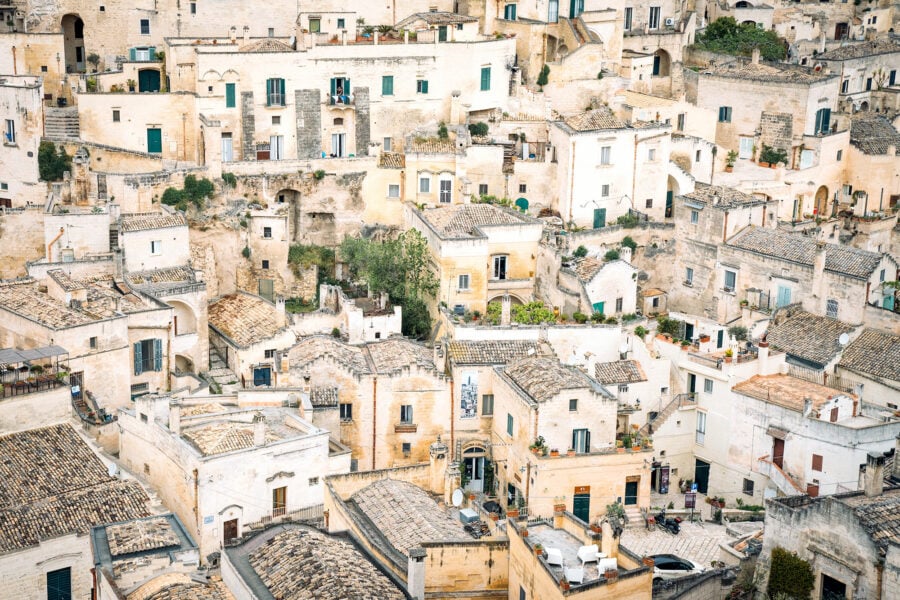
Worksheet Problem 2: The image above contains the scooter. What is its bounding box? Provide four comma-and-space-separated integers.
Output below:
653, 509, 682, 535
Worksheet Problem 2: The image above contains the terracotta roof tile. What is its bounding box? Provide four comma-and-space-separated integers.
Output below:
378, 151, 406, 169
594, 360, 647, 384
732, 374, 856, 412
839, 329, 900, 382
107, 516, 180, 556
407, 137, 457, 154
818, 39, 900, 61
418, 203, 535, 239
367, 338, 437, 373
835, 488, 900, 552
850, 115, 900, 156
288, 335, 372, 375
562, 108, 626, 132
239, 38, 293, 53
447, 340, 540, 365
121, 212, 187, 233
208, 293, 284, 348
704, 60, 832, 83
502, 357, 593, 402
683, 183, 769, 209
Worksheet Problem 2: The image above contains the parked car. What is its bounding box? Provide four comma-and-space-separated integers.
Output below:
650, 554, 704, 581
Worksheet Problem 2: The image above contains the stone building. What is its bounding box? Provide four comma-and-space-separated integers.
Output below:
846, 115, 900, 217
562, 254, 639, 317
817, 39, 900, 113
0, 75, 45, 207
835, 329, 900, 411
0, 423, 152, 600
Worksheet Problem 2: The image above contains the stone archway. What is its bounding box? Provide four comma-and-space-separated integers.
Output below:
860, 100, 870, 112
61, 14, 85, 73
815, 186, 829, 216
175, 354, 195, 374
487, 294, 526, 306
652, 49, 671, 77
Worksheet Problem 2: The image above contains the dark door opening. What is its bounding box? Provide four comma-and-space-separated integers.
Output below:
573, 493, 590, 522
772, 437, 785, 469
223, 518, 238, 544
138, 69, 161, 92
687, 373, 697, 394
46, 567, 72, 600
694, 458, 710, 494
624, 480, 638, 505
821, 574, 847, 600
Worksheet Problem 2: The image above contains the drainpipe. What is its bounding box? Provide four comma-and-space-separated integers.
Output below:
47, 227, 64, 262
450, 377, 455, 460
11, 46, 17, 75
568, 140, 576, 225
193, 468, 200, 530
372, 376, 378, 470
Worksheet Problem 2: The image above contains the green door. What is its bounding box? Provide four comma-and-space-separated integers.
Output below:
46, 567, 71, 600
138, 68, 161, 92
573, 493, 590, 523
146, 128, 162, 153
624, 481, 638, 505
225, 83, 236, 108
666, 190, 673, 217
515, 197, 529, 212
438, 25, 447, 41
593, 208, 606, 229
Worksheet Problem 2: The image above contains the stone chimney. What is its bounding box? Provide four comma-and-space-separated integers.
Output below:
169, 401, 181, 435
275, 296, 286, 329
812, 241, 827, 303
229, 26, 237, 44
501, 294, 511, 326
819, 33, 826, 55
803, 397, 813, 417
429, 435, 449, 495
242, 26, 250, 46
450, 90, 462, 125
751, 47, 761, 65
757, 340, 770, 375
253, 413, 267, 447
863, 452, 885, 497
433, 337, 447, 373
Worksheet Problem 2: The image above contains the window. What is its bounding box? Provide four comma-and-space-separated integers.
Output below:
812, 454, 823, 471
47, 567, 72, 600
415, 177, 430, 195
309, 18, 320, 33
266, 78, 285, 106
150, 240, 162, 255
458, 274, 470, 290
601, 184, 610, 197
308, 477, 319, 486
836, 149, 842, 161
112, 109, 120, 122
696, 150, 702, 162
695, 411, 706, 444
676, 112, 685, 131
272, 115, 281, 125
569, 398, 578, 411
600, 145, 611, 165
416, 79, 429, 94
270, 135, 284, 160
264, 349, 275, 359
506, 413, 514, 436
400, 405, 413, 424
880, 268, 886, 282
133, 339, 162, 375
814, 108, 831, 135
383, 137, 392, 152
190, 1, 196, 14
259, 259, 269, 270
440, 180, 452, 203
382, 75, 394, 96
3, 120, 15, 144
482, 394, 494, 415
618, 384, 629, 393
504, 3, 517, 20
685, 267, 694, 285
645, 198, 653, 209
402, 442, 411, 456
624, 7, 633, 30
841, 79, 849, 93
340, 403, 353, 420
272, 486, 286, 516
690, 210, 699, 224
479, 183, 489, 195
519, 183, 527, 193
649, 6, 661, 29
890, 70, 897, 86
572, 428, 590, 453
387, 184, 400, 198
89, 336, 97, 349
480, 66, 491, 91
648, 148, 656, 161
263, 226, 272, 239
718, 106, 732, 123
826, 299, 838, 318
337, 18, 345, 29
742, 478, 754, 496
704, 378, 713, 393
140, 19, 150, 34
493, 255, 508, 280
724, 270, 736, 292
615, 297, 623, 312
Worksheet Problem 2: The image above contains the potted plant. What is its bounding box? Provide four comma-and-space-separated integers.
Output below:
554, 502, 566, 513
604, 569, 618, 580
622, 434, 632, 449
127, 78, 136, 92
681, 340, 691, 351
699, 333, 711, 343
616, 439, 625, 453
534, 543, 543, 556
567, 448, 576, 456
529, 436, 546, 455
560, 577, 570, 591
507, 508, 519, 519
740, 299, 749, 307
724, 348, 734, 363
550, 448, 560, 457
725, 150, 738, 172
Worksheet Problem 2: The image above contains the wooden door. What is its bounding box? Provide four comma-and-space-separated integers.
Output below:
573, 493, 590, 522
772, 438, 785, 468
223, 518, 238, 544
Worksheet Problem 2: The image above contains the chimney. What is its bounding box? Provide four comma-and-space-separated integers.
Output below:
803, 397, 812, 417
751, 47, 760, 65
819, 33, 826, 55
229, 26, 237, 44
450, 90, 462, 125
757, 340, 770, 375
863, 452, 885, 497
433, 337, 447, 373
169, 401, 181, 435
275, 296, 286, 328
253, 412, 267, 446
894, 434, 900, 480
501, 294, 511, 326
812, 241, 827, 303
242, 26, 250, 46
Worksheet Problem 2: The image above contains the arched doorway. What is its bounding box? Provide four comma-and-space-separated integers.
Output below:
169, 300, 198, 335
138, 68, 161, 92
666, 175, 680, 218
652, 49, 671, 77
860, 100, 870, 111
61, 14, 85, 73
487, 294, 526, 306
815, 186, 829, 216
462, 444, 488, 493
735, 1, 752, 7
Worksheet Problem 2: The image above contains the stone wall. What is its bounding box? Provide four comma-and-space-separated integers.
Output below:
240, 91, 255, 161
759, 112, 794, 156
296, 90, 322, 159
0, 209, 47, 278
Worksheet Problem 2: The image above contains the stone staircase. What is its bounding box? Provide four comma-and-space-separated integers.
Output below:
624, 505, 644, 528
205, 348, 240, 394
639, 393, 697, 438
44, 107, 81, 141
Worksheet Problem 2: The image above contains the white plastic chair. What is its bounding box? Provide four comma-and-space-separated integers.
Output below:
577, 544, 601, 565
545, 547, 564, 566
566, 566, 585, 584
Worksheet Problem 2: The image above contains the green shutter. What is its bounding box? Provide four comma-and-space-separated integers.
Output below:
422, 80, 429, 94
46, 568, 72, 600
279, 78, 285, 105
225, 83, 235, 108
330, 77, 337, 97
153, 338, 163, 371
133, 342, 143, 375
129, 47, 136, 61
148, 47, 156, 61
480, 67, 491, 91
266, 78, 273, 106
382, 75, 393, 96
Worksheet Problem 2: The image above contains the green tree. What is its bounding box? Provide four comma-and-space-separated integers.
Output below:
695, 17, 787, 60
468, 122, 489, 137
767, 547, 814, 600
511, 302, 556, 324
38, 142, 72, 181
536, 64, 550, 90
604, 249, 620, 261
621, 236, 637, 251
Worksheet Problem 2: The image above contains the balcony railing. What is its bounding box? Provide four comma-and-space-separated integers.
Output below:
2, 376, 66, 398
395, 422, 418, 433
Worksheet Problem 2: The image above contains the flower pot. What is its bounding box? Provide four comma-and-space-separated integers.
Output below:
759, 161, 770, 168
490, 513, 499, 521
632, 446, 642, 452
507, 509, 519, 518
560, 581, 570, 591
724, 165, 733, 173
550, 449, 560, 457
521, 529, 528, 537
769, 163, 777, 169
725, 357, 733, 363
535, 547, 543, 556
616, 447, 625, 453
469, 494, 476, 501
567, 449, 576, 457
591, 524, 602, 533
699, 335, 710, 343
554, 503, 566, 513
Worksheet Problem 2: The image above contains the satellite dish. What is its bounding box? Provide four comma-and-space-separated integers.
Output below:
107, 463, 118, 477
838, 333, 849, 346
451, 488, 464, 507
619, 344, 629, 355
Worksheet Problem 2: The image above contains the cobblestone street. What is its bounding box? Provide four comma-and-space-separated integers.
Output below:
620, 521, 735, 569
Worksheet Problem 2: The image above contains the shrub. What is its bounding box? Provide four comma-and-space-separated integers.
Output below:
616, 213, 640, 228
468, 122, 489, 137
160, 187, 184, 207
767, 547, 814, 600
536, 64, 550, 90
695, 17, 787, 61
605, 316, 618, 324
573, 312, 588, 324
511, 301, 556, 324
759, 144, 788, 165
621, 313, 638, 322
485, 301, 502, 325
437, 122, 449, 139
222, 172, 237, 187
597, 71, 604, 80
657, 316, 681, 336
591, 311, 605, 322
38, 142, 72, 182
728, 325, 748, 341
573, 245, 588, 258
634, 325, 648, 338
313, 169, 326, 181
241, 246, 251, 259
604, 249, 620, 261
621, 236, 637, 250
331, 327, 341, 338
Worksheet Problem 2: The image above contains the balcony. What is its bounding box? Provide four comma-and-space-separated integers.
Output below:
394, 422, 418, 433
487, 277, 533, 292
327, 93, 355, 108
0, 345, 71, 400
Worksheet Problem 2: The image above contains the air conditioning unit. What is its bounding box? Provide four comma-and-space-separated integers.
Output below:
664, 18, 675, 26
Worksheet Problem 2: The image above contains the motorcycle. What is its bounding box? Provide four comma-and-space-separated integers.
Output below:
653, 509, 682, 535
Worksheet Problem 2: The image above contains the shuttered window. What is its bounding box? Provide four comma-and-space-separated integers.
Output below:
382, 75, 394, 96
480, 66, 491, 91
266, 78, 285, 106
47, 567, 71, 600
811, 454, 823, 471
133, 339, 162, 375
225, 83, 236, 108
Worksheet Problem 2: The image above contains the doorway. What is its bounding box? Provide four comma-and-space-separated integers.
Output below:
821, 574, 847, 600
624, 480, 638, 505
573, 493, 590, 522
221, 133, 233, 162
687, 373, 697, 394
331, 133, 346, 157
223, 518, 238, 544
464, 456, 484, 492
593, 207, 606, 229
147, 128, 162, 153
694, 458, 710, 494
772, 437, 785, 468
61, 14, 85, 73
138, 69, 161, 92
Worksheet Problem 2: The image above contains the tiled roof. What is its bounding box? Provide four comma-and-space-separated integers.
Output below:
398, 11, 478, 25
849, 115, 900, 156
835, 488, 900, 552
727, 226, 886, 279
704, 61, 831, 83
246, 526, 405, 600
107, 516, 180, 556
0, 424, 151, 553
351, 479, 468, 556
48, 269, 85, 291
502, 357, 593, 402
447, 340, 540, 365
683, 183, 769, 209
288, 335, 372, 375
594, 360, 647, 384
407, 137, 457, 154
767, 311, 856, 367
131, 575, 234, 600
418, 203, 534, 239
571, 256, 634, 281
125, 266, 197, 288
239, 38, 293, 53
561, 108, 626, 132
818, 39, 900, 61
623, 90, 676, 108
180, 402, 228, 417
309, 386, 339, 407
368, 338, 436, 373
121, 212, 187, 233
0, 279, 99, 328
181, 420, 280, 456
208, 293, 283, 348
839, 329, 900, 382
378, 151, 406, 169
732, 374, 855, 412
